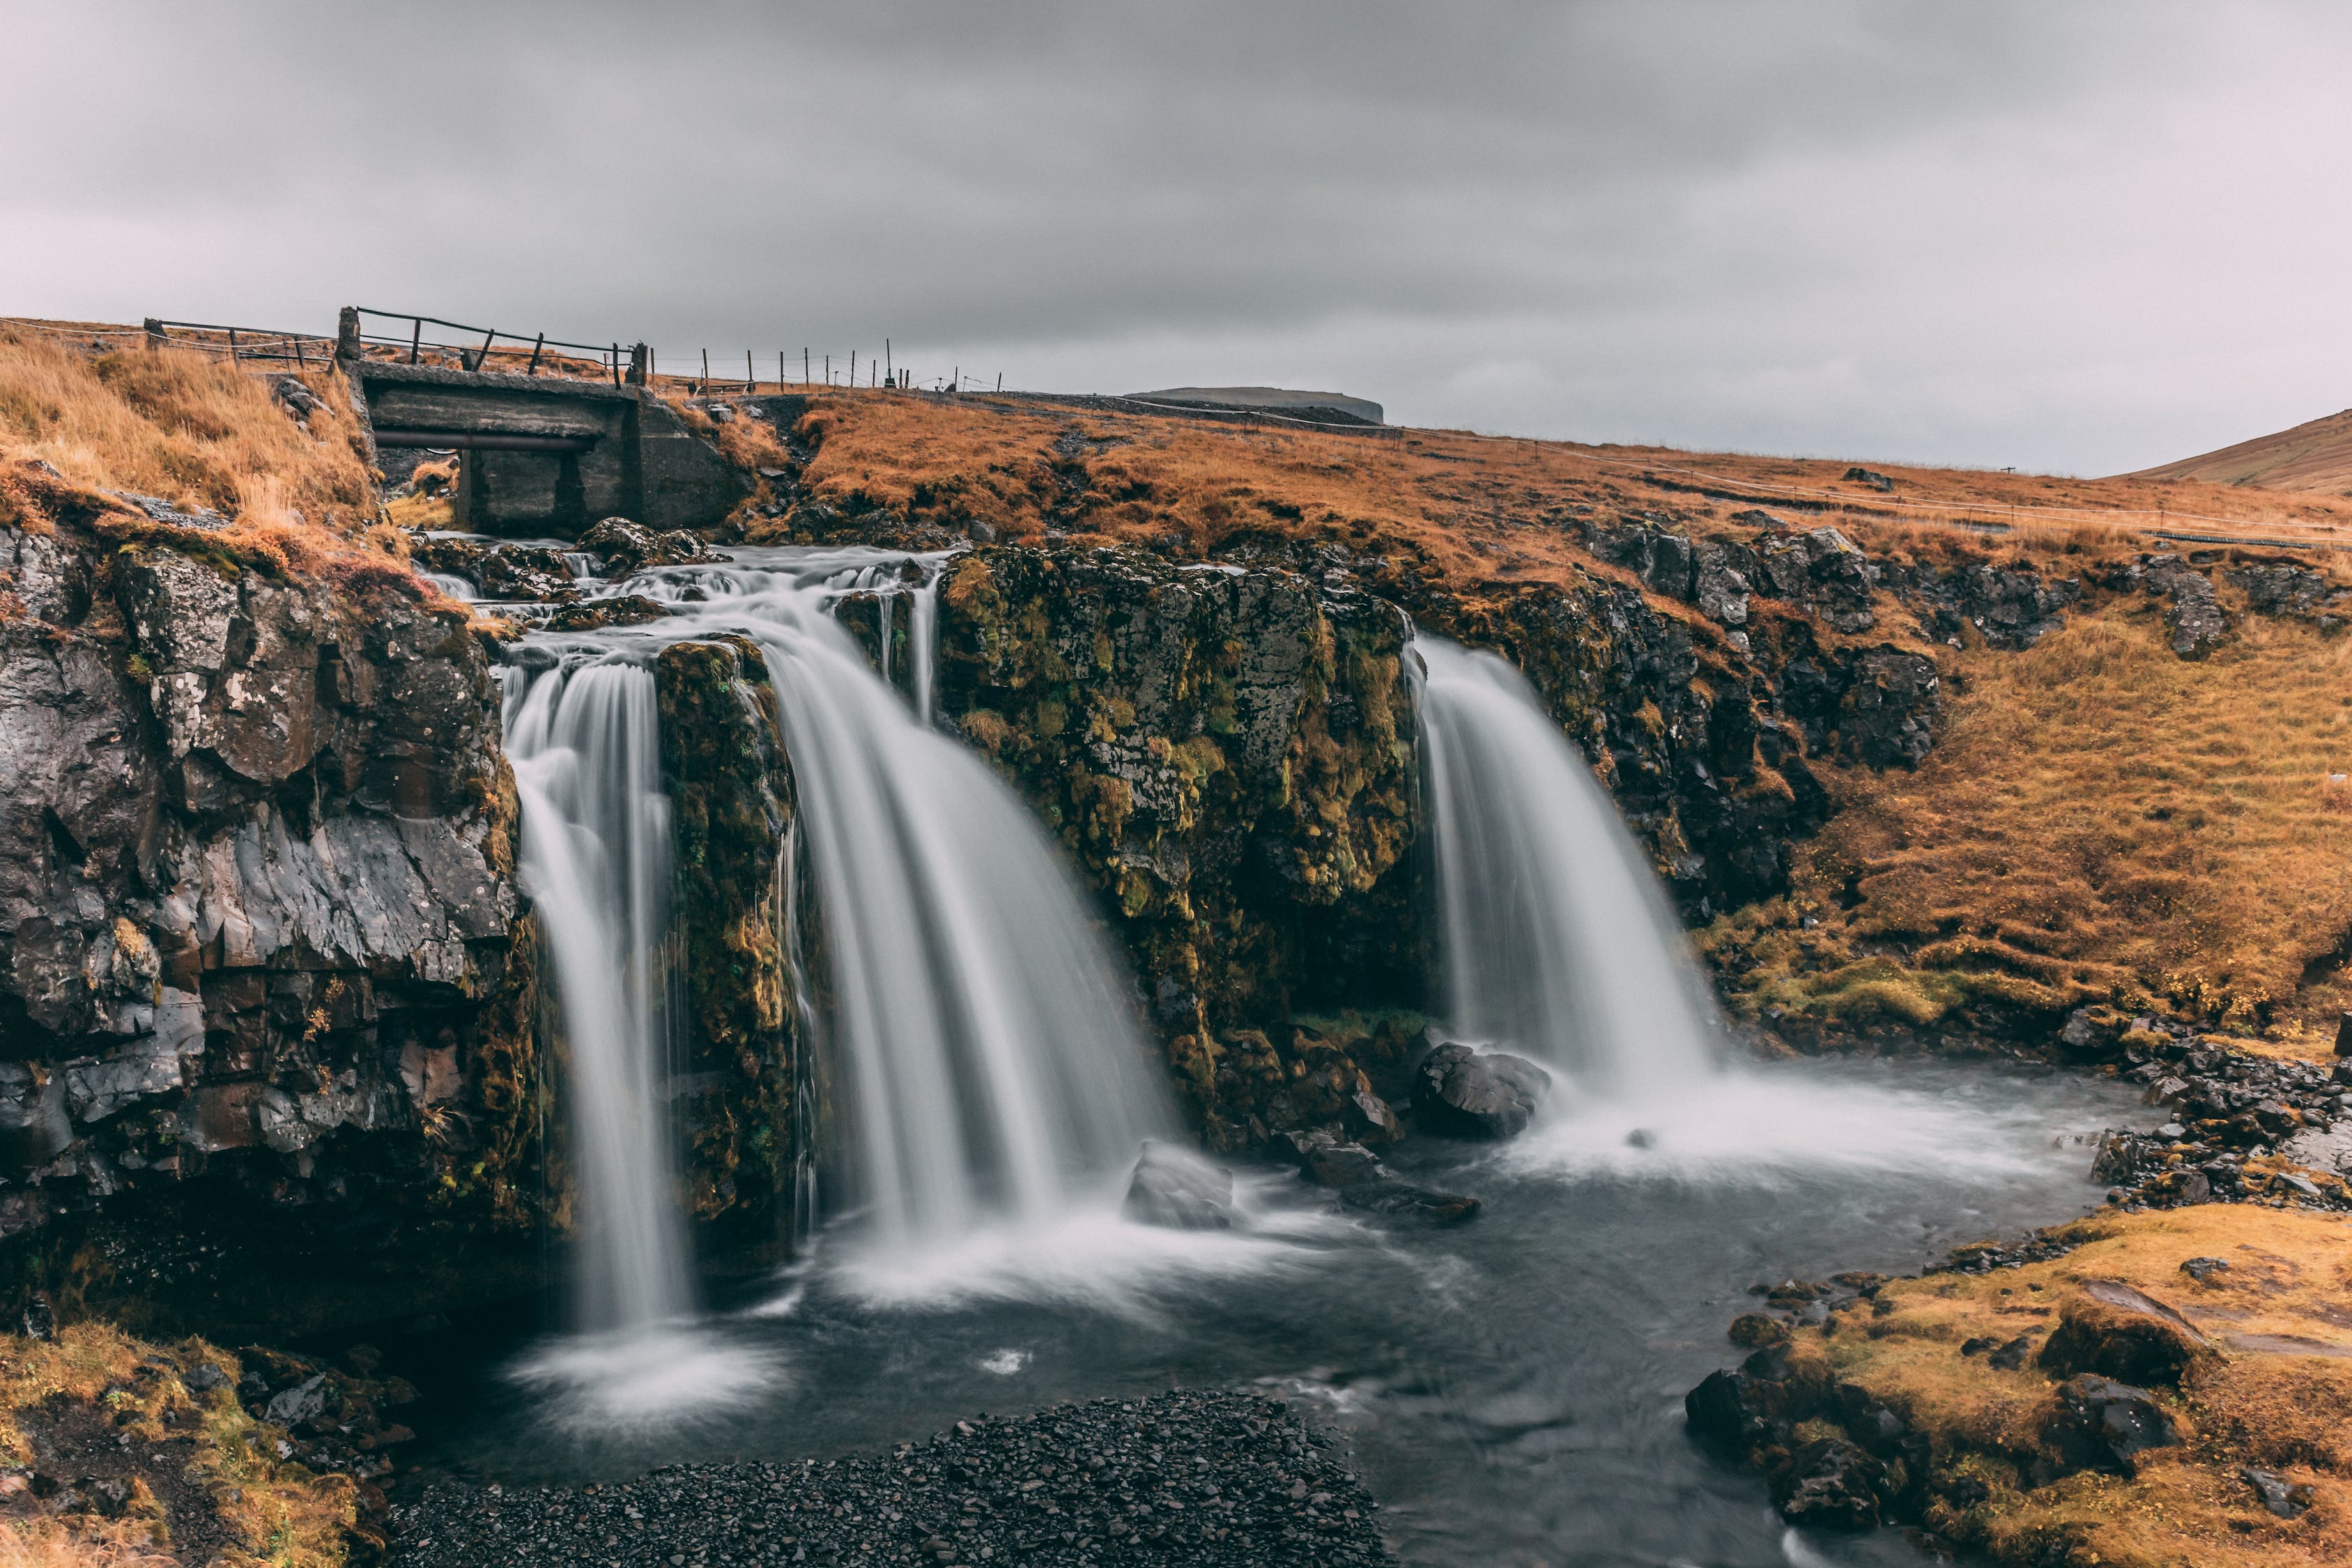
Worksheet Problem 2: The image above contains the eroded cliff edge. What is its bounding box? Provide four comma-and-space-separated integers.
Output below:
0, 473, 543, 1327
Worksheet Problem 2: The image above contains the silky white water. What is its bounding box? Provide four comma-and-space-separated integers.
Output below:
508, 548, 1171, 1310
1412, 636, 1721, 1096
505, 663, 695, 1334
623, 550, 1171, 1254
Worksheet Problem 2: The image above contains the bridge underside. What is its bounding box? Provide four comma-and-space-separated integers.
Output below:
348, 361, 748, 537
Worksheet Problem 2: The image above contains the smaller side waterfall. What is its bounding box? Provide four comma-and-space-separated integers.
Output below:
505, 662, 694, 1332
1413, 636, 1719, 1096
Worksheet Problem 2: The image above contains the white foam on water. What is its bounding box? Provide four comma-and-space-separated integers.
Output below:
505, 1325, 787, 1436
1494, 1063, 2118, 1189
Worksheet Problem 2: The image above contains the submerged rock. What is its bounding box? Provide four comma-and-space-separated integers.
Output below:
1123, 1139, 1236, 1230
1279, 1127, 1481, 1224
1413, 1043, 1552, 1139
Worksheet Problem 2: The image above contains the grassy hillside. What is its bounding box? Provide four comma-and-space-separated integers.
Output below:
2128, 407, 2352, 498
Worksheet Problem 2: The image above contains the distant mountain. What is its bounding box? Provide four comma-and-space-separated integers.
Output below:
2125, 407, 2352, 494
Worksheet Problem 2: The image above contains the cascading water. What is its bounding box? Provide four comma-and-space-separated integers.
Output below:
620, 550, 1169, 1253
1411, 636, 1719, 1097
504, 545, 1171, 1362
504, 663, 694, 1332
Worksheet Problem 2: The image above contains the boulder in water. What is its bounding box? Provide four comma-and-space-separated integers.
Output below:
1279, 1127, 1482, 1224
1414, 1042, 1552, 1139
1123, 1139, 1236, 1230
576, 517, 723, 575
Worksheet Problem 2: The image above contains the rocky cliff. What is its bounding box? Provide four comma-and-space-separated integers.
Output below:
0, 468, 541, 1326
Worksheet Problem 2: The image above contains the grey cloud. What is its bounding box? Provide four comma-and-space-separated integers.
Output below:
3, 1, 2347, 471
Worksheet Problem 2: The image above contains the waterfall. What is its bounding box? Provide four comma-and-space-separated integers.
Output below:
1412, 636, 1719, 1096
631, 550, 1169, 1251
509, 545, 1167, 1298
504, 663, 695, 1332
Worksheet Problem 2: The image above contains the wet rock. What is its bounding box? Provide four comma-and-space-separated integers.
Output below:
1278, 1128, 1479, 1222
1769, 1438, 1885, 1529
2038, 1279, 2212, 1385
1123, 1139, 1236, 1230
473, 544, 581, 603
544, 593, 671, 631
1413, 1043, 1552, 1139
0, 496, 537, 1256
576, 516, 723, 574
1988, 1336, 2034, 1371
1282, 1127, 1386, 1189
265, 1371, 332, 1427
1684, 1343, 1831, 1455
2040, 1375, 2179, 1477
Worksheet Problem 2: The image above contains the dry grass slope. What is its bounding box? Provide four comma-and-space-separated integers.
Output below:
1707, 585, 2352, 1041
0, 330, 376, 530
2127, 408, 2352, 498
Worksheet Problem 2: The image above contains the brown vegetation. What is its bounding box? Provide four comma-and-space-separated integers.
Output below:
0, 330, 376, 531
0, 1325, 355, 1567
1705, 577, 2352, 1041
1805, 1206, 2352, 1566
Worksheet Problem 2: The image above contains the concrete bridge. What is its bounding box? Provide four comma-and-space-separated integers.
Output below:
336, 314, 748, 537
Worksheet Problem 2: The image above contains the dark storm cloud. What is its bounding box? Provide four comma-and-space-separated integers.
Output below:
5, 2, 2349, 470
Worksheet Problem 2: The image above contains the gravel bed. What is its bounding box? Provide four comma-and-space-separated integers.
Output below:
390, 1388, 1390, 1566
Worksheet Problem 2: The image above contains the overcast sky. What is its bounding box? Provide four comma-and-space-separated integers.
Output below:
6, 2, 2348, 474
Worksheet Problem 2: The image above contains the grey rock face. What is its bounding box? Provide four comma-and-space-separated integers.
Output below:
0, 509, 531, 1239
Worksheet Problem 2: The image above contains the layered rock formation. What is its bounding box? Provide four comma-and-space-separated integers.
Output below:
0, 484, 541, 1309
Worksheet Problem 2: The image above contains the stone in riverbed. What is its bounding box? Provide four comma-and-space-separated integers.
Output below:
1123, 1139, 1236, 1230
1413, 1043, 1552, 1139
1278, 1127, 1482, 1224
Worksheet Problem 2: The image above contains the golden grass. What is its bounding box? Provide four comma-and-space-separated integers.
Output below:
0, 331, 376, 532
1707, 593, 2352, 1037
1811, 1206, 2352, 1567
759, 391, 2352, 590
0, 1325, 355, 1567
0, 1517, 174, 1567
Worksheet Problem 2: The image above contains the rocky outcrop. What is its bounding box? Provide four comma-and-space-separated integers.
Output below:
0, 499, 541, 1282
654, 636, 801, 1230
932, 545, 1422, 1150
